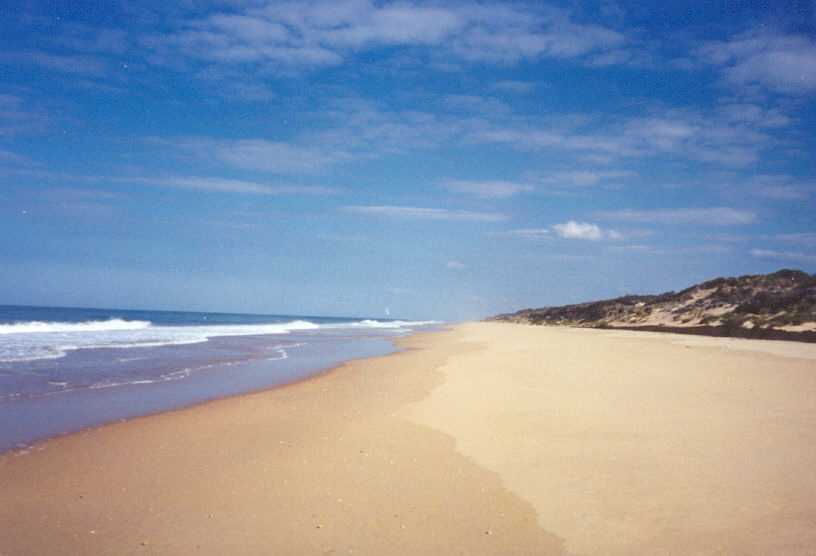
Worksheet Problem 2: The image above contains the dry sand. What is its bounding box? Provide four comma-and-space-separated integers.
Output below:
2, 323, 816, 555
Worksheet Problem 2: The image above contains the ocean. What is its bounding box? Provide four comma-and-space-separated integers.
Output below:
0, 305, 439, 452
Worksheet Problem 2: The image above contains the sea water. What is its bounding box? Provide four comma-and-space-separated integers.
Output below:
0, 305, 439, 452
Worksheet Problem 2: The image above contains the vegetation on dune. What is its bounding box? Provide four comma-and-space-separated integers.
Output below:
489, 270, 816, 342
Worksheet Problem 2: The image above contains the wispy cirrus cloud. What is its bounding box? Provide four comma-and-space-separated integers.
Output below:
750, 248, 816, 264
704, 232, 816, 247
473, 108, 774, 168
441, 179, 533, 199
142, 1, 630, 71
24, 187, 126, 219
0, 148, 30, 165
609, 244, 732, 256
145, 96, 780, 183
596, 207, 757, 226
496, 228, 551, 240
490, 80, 535, 94
342, 205, 507, 222
746, 174, 815, 201
716, 101, 792, 129
125, 176, 337, 196
154, 136, 351, 175
697, 28, 816, 94
2, 167, 338, 197
52, 24, 129, 55
1, 51, 108, 76
0, 93, 48, 137
774, 233, 816, 246
536, 169, 635, 187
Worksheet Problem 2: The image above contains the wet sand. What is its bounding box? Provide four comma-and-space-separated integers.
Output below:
3, 323, 816, 555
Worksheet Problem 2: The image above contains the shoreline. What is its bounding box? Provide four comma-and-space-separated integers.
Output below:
0, 333, 423, 457
0, 331, 407, 454
3, 323, 816, 554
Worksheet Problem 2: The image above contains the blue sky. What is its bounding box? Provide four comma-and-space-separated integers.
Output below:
1, 0, 815, 320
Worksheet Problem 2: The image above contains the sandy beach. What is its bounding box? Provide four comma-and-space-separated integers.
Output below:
3, 323, 816, 555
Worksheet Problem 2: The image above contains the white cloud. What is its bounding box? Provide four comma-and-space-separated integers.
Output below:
342, 205, 506, 222
750, 249, 816, 264
442, 179, 533, 198
446, 260, 467, 270
698, 29, 816, 94
551, 220, 621, 241
596, 207, 757, 226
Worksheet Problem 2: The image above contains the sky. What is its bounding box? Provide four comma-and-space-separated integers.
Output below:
1, 0, 815, 320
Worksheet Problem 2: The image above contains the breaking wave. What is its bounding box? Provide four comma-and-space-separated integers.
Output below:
0, 318, 435, 363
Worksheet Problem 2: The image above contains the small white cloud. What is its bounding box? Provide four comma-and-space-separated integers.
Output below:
442, 179, 533, 198
446, 260, 467, 270
552, 220, 620, 241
